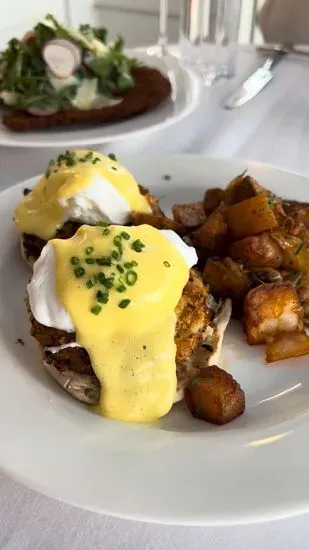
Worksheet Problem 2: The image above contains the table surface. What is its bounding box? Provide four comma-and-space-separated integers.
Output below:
2, 47, 309, 549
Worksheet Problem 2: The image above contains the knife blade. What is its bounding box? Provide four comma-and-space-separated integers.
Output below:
224, 50, 287, 109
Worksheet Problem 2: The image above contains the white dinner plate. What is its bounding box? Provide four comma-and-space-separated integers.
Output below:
1, 156, 309, 526
0, 51, 201, 148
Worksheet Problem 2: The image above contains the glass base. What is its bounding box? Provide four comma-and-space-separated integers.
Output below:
179, 39, 236, 86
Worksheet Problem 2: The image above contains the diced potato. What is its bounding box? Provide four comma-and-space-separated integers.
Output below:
203, 188, 225, 216
244, 282, 304, 345
131, 212, 189, 235
184, 366, 245, 425
266, 332, 309, 363
191, 210, 229, 252
229, 232, 283, 268
203, 257, 250, 299
225, 194, 279, 239
224, 173, 263, 205
271, 232, 309, 272
172, 201, 206, 227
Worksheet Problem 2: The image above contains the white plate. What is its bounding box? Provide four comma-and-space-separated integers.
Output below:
0, 51, 201, 148
2, 156, 309, 526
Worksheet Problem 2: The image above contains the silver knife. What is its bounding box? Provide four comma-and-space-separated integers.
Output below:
224, 49, 288, 109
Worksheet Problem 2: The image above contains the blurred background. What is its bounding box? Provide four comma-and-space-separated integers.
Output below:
1, 0, 267, 49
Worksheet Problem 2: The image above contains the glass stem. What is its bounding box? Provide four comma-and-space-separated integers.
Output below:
158, 0, 169, 54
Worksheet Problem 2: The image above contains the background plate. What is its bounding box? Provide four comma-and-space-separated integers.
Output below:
1, 156, 309, 526
0, 51, 201, 148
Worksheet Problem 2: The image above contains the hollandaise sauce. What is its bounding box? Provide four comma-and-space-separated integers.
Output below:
14, 150, 151, 241
52, 224, 190, 422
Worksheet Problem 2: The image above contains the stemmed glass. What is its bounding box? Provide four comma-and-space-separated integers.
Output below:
147, 0, 169, 57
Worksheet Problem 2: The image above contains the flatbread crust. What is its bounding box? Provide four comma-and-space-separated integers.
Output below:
3, 66, 172, 132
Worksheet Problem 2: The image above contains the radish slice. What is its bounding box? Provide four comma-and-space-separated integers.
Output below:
28, 105, 59, 116
42, 39, 81, 79
22, 31, 36, 44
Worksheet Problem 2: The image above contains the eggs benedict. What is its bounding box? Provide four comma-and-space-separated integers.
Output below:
15, 150, 158, 266
27, 223, 231, 422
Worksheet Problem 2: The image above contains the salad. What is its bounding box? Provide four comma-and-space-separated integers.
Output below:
0, 14, 137, 115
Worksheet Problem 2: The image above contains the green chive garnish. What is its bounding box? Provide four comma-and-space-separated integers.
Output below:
132, 239, 145, 253
116, 264, 124, 273
116, 284, 126, 293
108, 153, 117, 161
124, 262, 133, 269
74, 266, 85, 278
86, 279, 94, 289
111, 166, 117, 171
125, 270, 137, 286
164, 261, 171, 268
119, 299, 131, 309
98, 272, 106, 285
114, 236, 122, 246
95, 257, 111, 266
96, 221, 108, 228
121, 231, 130, 240
92, 157, 101, 164
131, 260, 138, 267
70, 256, 80, 265
96, 290, 109, 304
112, 250, 120, 261
103, 228, 110, 236
85, 246, 94, 256
103, 278, 114, 289
85, 257, 95, 264
295, 242, 304, 255
91, 305, 102, 315
84, 152, 93, 161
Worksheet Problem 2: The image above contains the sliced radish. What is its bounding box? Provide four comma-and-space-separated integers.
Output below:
22, 31, 36, 45
27, 105, 59, 116
42, 39, 81, 79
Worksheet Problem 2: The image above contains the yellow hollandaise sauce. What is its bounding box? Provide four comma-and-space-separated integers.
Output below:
52, 224, 190, 422
14, 150, 151, 241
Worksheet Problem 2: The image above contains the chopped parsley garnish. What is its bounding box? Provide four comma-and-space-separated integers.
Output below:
119, 299, 131, 309
74, 266, 85, 278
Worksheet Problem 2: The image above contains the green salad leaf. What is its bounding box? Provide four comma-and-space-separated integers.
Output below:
0, 14, 136, 111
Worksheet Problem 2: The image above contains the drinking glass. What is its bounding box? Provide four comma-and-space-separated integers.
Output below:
179, 0, 242, 85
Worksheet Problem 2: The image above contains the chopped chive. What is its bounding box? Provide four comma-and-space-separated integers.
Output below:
70, 256, 80, 265
114, 236, 122, 246
132, 239, 145, 253
120, 231, 130, 240
112, 250, 120, 261
91, 305, 102, 315
164, 261, 171, 268
102, 278, 114, 289
163, 174, 171, 181
86, 279, 94, 289
131, 260, 138, 267
92, 157, 101, 164
124, 262, 133, 269
96, 221, 108, 228
108, 153, 117, 161
103, 228, 111, 236
116, 264, 124, 273
295, 242, 304, 255
95, 257, 111, 266
85, 257, 95, 264
85, 246, 94, 256
116, 284, 126, 293
74, 266, 85, 278
125, 270, 137, 286
111, 166, 117, 171
98, 272, 106, 285
96, 290, 109, 304
84, 152, 93, 161
119, 299, 131, 309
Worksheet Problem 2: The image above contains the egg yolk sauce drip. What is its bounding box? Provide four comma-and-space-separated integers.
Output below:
14, 150, 151, 242
52, 224, 190, 422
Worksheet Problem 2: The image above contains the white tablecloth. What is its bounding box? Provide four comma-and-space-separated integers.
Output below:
2, 48, 309, 549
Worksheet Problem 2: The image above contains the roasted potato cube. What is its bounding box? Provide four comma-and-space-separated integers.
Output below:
184, 366, 245, 425
229, 232, 283, 268
191, 210, 229, 251
203, 188, 225, 216
203, 257, 250, 299
224, 173, 263, 205
271, 232, 309, 272
244, 282, 304, 345
172, 201, 206, 227
266, 332, 309, 363
225, 194, 279, 239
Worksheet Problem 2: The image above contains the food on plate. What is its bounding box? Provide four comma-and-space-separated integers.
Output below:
265, 332, 309, 363
0, 14, 171, 132
172, 202, 206, 227
27, 223, 232, 422
14, 149, 159, 266
203, 258, 251, 300
184, 366, 245, 425
243, 282, 304, 345
224, 194, 279, 239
